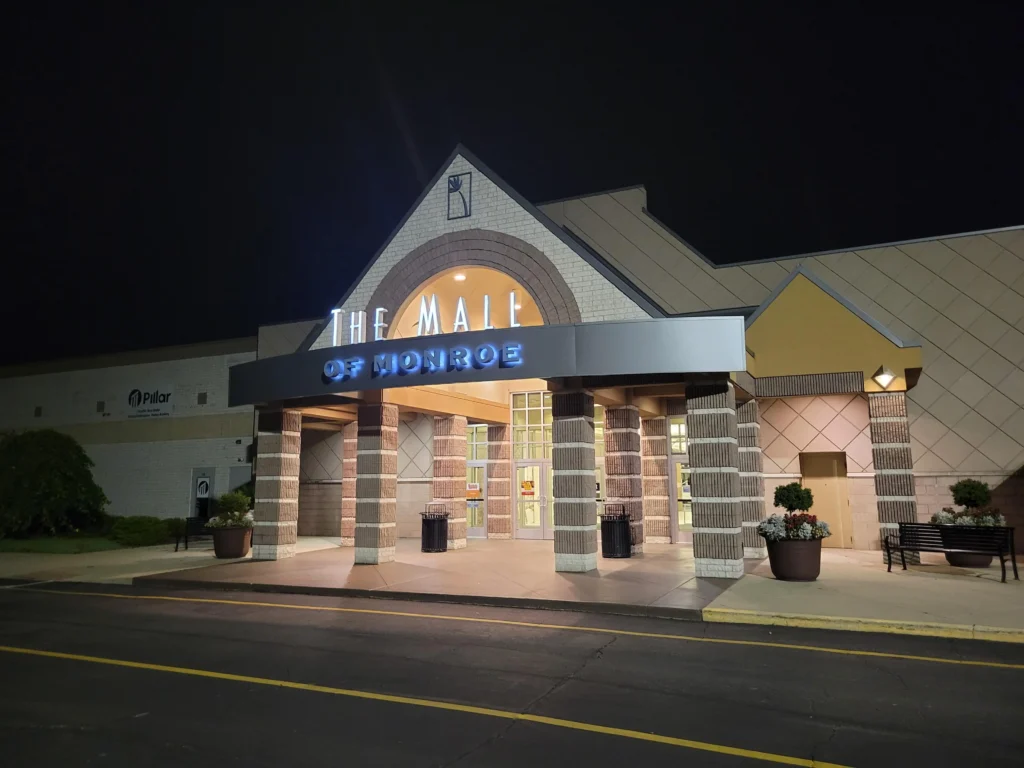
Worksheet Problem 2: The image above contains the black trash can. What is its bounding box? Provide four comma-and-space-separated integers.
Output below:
420, 502, 450, 553
599, 504, 632, 559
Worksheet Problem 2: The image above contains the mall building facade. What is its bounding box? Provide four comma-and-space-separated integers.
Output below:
229, 146, 1024, 578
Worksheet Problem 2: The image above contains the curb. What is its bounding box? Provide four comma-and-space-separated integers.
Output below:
132, 575, 705, 622
701, 607, 1024, 644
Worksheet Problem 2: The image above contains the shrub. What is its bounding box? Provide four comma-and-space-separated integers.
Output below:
949, 479, 991, 510
0, 430, 109, 538
164, 518, 186, 540
110, 516, 171, 547
773, 482, 814, 513
205, 491, 253, 529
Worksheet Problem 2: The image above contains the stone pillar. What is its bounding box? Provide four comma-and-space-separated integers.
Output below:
433, 415, 468, 550
869, 392, 919, 564
486, 424, 512, 539
340, 421, 357, 547
355, 402, 398, 565
552, 390, 597, 572
737, 399, 767, 559
686, 380, 743, 579
640, 417, 671, 543
605, 405, 644, 554
253, 409, 301, 561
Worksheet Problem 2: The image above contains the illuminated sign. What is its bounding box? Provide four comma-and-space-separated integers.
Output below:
324, 342, 523, 383
329, 291, 523, 347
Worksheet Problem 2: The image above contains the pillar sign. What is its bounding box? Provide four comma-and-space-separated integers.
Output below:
195, 475, 211, 519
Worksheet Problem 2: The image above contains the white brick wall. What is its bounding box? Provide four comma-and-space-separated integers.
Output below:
311, 153, 648, 350
87, 438, 249, 519
0, 351, 256, 430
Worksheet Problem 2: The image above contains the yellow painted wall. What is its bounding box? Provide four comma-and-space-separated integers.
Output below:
746, 274, 921, 392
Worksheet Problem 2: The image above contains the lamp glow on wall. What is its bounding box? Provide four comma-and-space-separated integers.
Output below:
872, 365, 896, 389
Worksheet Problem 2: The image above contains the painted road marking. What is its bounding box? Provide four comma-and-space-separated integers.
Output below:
17, 587, 1024, 671
0, 643, 848, 767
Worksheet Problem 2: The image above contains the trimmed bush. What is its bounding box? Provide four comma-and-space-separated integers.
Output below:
0, 430, 109, 538
949, 479, 991, 511
773, 482, 814, 513
110, 516, 171, 547
164, 518, 186, 540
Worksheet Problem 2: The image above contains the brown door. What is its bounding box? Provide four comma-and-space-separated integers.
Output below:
799, 452, 853, 548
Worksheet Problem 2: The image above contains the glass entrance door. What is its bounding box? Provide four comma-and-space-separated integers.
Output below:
515, 462, 552, 539
673, 460, 693, 542
466, 463, 487, 538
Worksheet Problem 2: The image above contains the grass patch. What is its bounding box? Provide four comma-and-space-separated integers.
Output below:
0, 537, 124, 554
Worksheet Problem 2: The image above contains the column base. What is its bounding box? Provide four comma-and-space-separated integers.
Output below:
744, 546, 767, 559
340, 537, 355, 547
252, 543, 296, 561
631, 543, 644, 554
448, 538, 467, 550
695, 557, 744, 579
488, 532, 512, 540
555, 552, 598, 572
355, 546, 395, 564
646, 536, 671, 544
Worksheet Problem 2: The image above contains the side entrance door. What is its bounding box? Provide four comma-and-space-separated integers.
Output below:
799, 452, 853, 548
514, 462, 553, 539
466, 462, 487, 538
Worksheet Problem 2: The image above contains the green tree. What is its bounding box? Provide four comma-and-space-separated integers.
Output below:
0, 430, 109, 537
773, 482, 814, 513
949, 479, 991, 510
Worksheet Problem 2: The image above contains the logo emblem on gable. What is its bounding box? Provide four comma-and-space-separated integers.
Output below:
447, 172, 472, 220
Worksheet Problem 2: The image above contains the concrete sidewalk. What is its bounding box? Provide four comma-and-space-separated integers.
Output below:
0, 537, 342, 585
704, 549, 1024, 643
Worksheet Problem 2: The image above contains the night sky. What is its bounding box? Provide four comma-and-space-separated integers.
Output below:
3, 3, 1022, 365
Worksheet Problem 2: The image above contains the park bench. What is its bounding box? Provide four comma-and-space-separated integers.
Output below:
884, 522, 1018, 583
174, 517, 212, 552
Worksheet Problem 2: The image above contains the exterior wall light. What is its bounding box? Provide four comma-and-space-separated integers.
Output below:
453, 273, 466, 282
872, 365, 895, 389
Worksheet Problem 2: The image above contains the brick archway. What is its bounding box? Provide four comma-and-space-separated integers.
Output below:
367, 229, 582, 327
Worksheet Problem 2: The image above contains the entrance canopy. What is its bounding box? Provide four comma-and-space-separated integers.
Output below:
229, 317, 746, 406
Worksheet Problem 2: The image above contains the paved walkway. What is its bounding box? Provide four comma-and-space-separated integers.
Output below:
0, 537, 341, 585
137, 539, 726, 618
704, 549, 1024, 642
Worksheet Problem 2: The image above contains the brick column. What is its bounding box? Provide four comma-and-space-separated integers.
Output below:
737, 399, 767, 559
641, 417, 671, 543
355, 403, 398, 564
486, 424, 512, 539
686, 380, 743, 579
253, 409, 301, 561
552, 390, 597, 572
433, 415, 468, 550
869, 392, 919, 564
340, 421, 357, 547
605, 406, 644, 554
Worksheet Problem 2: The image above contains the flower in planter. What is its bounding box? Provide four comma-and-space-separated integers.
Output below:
929, 479, 1005, 527
204, 490, 255, 530
758, 512, 831, 541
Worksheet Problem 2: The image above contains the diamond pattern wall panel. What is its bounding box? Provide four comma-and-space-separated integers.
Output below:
397, 413, 434, 479
759, 394, 874, 474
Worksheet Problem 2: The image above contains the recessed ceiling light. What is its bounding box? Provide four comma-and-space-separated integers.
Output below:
453, 273, 466, 282
514, 304, 522, 310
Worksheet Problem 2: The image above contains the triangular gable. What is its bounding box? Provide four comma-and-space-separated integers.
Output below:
744, 266, 922, 391
300, 145, 663, 351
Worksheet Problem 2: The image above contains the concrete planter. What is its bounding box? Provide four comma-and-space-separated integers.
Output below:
936, 525, 993, 568
211, 527, 252, 559
765, 538, 822, 582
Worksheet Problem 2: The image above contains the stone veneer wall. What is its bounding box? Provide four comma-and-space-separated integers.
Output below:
552, 391, 598, 572
640, 416, 671, 543
433, 415, 468, 549
341, 422, 356, 546
487, 425, 512, 539
355, 403, 398, 564
686, 381, 744, 579
252, 409, 301, 561
605, 406, 644, 553
737, 400, 767, 558
869, 392, 919, 563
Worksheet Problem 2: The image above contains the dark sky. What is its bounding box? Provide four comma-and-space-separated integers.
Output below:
3, 3, 1022, 365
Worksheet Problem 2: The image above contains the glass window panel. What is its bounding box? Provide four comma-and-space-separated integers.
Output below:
527, 409, 541, 424
512, 393, 526, 409
513, 410, 527, 425
544, 444, 552, 459
513, 427, 527, 443
513, 443, 524, 459
528, 393, 541, 408
543, 426, 552, 444
543, 392, 552, 406
528, 427, 542, 443
529, 443, 543, 459
542, 409, 552, 424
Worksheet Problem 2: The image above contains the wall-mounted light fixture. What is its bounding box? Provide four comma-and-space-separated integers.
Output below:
453, 273, 466, 282
872, 365, 895, 389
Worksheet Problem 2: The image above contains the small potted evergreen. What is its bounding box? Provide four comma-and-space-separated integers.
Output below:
757, 483, 831, 581
204, 491, 254, 558
930, 479, 1006, 568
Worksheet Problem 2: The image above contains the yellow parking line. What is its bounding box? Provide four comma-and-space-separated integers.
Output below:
19, 587, 1024, 671
0, 643, 848, 767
